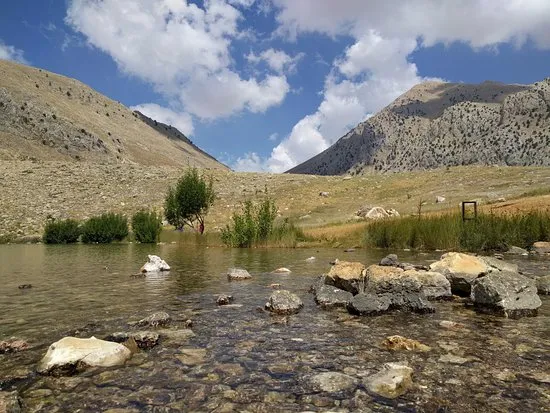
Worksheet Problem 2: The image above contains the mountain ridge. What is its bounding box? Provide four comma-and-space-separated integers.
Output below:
288, 78, 550, 175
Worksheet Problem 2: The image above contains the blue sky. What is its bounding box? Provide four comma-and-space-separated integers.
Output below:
1, 0, 549, 172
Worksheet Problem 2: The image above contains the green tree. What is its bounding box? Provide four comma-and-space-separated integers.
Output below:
164, 167, 215, 233
132, 210, 162, 243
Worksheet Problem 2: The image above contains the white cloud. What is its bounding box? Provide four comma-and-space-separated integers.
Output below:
233, 152, 268, 172
246, 48, 304, 74
266, 0, 550, 172
131, 103, 194, 136
66, 0, 291, 120
0, 40, 28, 64
268, 132, 278, 141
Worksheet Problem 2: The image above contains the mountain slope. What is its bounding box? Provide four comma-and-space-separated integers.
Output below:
288, 79, 550, 175
0, 59, 228, 169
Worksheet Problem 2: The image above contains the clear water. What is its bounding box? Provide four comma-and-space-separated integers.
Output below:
1, 244, 549, 412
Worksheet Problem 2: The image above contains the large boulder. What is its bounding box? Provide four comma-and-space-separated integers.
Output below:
37, 337, 132, 375
536, 275, 550, 295
265, 290, 303, 315
227, 268, 252, 280
140, 255, 170, 273
532, 241, 550, 255
429, 252, 489, 296
314, 285, 353, 308
471, 272, 542, 318
325, 261, 366, 295
402, 269, 452, 300
364, 363, 413, 399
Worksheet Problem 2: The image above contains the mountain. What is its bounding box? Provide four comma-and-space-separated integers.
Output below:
288, 79, 550, 175
0, 59, 228, 170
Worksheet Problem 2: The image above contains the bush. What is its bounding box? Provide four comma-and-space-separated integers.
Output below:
81, 213, 128, 244
43, 219, 81, 244
221, 198, 277, 247
132, 210, 162, 243
365, 211, 550, 252
164, 167, 215, 233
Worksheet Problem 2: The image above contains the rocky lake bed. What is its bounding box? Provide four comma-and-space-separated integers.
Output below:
0, 244, 549, 412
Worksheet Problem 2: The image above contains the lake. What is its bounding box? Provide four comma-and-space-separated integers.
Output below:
1, 243, 549, 412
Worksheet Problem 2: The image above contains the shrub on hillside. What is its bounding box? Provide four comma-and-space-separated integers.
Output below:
132, 210, 162, 243
81, 213, 128, 244
43, 219, 81, 244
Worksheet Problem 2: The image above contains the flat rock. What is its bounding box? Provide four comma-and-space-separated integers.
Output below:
364, 363, 413, 399
158, 329, 195, 342
382, 335, 431, 352
438, 354, 475, 365
429, 252, 489, 296
314, 285, 353, 308
309, 372, 358, 392
137, 311, 171, 327
37, 337, 132, 375
536, 275, 550, 295
227, 268, 251, 280
505, 246, 529, 255
479, 256, 519, 273
471, 271, 541, 318
176, 348, 207, 365
325, 261, 366, 294
140, 255, 170, 273
265, 290, 303, 315
105, 331, 159, 349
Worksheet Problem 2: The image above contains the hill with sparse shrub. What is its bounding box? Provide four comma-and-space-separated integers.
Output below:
289, 79, 550, 175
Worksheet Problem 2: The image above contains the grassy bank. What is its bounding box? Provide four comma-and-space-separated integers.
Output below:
365, 211, 550, 252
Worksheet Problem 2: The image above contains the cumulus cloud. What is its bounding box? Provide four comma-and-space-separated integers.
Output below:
233, 152, 268, 172
246, 48, 304, 74
66, 0, 290, 121
266, 0, 550, 172
131, 103, 194, 136
0, 40, 28, 64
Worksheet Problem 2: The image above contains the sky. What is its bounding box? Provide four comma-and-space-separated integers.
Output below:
1, 0, 550, 173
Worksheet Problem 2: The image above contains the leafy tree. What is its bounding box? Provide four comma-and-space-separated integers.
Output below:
164, 167, 215, 233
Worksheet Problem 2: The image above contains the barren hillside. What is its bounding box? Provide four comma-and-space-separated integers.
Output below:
0, 60, 227, 169
289, 79, 550, 175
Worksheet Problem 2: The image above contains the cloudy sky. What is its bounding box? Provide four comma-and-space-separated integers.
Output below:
1, 1, 550, 172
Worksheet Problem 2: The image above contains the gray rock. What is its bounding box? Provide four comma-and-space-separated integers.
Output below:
105, 331, 160, 349
379, 254, 399, 266
314, 285, 353, 308
364, 363, 413, 399
137, 311, 171, 327
471, 272, 541, 318
505, 246, 529, 255
429, 252, 489, 296
216, 294, 234, 305
227, 268, 252, 280
265, 290, 303, 315
347, 293, 391, 315
309, 372, 358, 392
402, 269, 452, 300
532, 241, 550, 255
324, 261, 366, 294
536, 275, 550, 295
479, 256, 519, 274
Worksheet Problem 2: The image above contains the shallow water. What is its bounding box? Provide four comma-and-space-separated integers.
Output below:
1, 244, 549, 412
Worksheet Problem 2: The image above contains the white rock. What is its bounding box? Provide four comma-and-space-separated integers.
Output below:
140, 255, 170, 273
272, 267, 291, 274
436, 196, 446, 203
37, 337, 131, 374
305, 257, 316, 263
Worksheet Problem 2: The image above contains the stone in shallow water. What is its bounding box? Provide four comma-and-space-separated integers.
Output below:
364, 363, 413, 399
382, 335, 431, 352
37, 337, 132, 375
402, 269, 452, 300
216, 294, 234, 305
265, 290, 303, 315
176, 348, 207, 365
137, 311, 171, 327
325, 261, 366, 294
227, 268, 251, 280
439, 320, 466, 330
429, 252, 489, 296
438, 354, 476, 365
0, 391, 22, 413
105, 331, 160, 350
0, 340, 29, 354
309, 371, 358, 393
535, 275, 550, 295
471, 271, 541, 318
314, 285, 353, 308
379, 254, 399, 267
140, 255, 170, 273
272, 267, 291, 274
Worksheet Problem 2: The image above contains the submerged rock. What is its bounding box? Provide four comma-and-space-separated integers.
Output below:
305, 256, 316, 262
309, 372, 358, 393
536, 275, 550, 295
314, 285, 353, 308
382, 335, 431, 352
325, 261, 366, 294
364, 363, 413, 399
105, 331, 160, 350
227, 268, 252, 280
140, 255, 170, 273
37, 337, 132, 375
137, 311, 171, 327
429, 252, 489, 296
0, 340, 29, 354
471, 272, 541, 318
265, 290, 303, 315
216, 294, 234, 305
